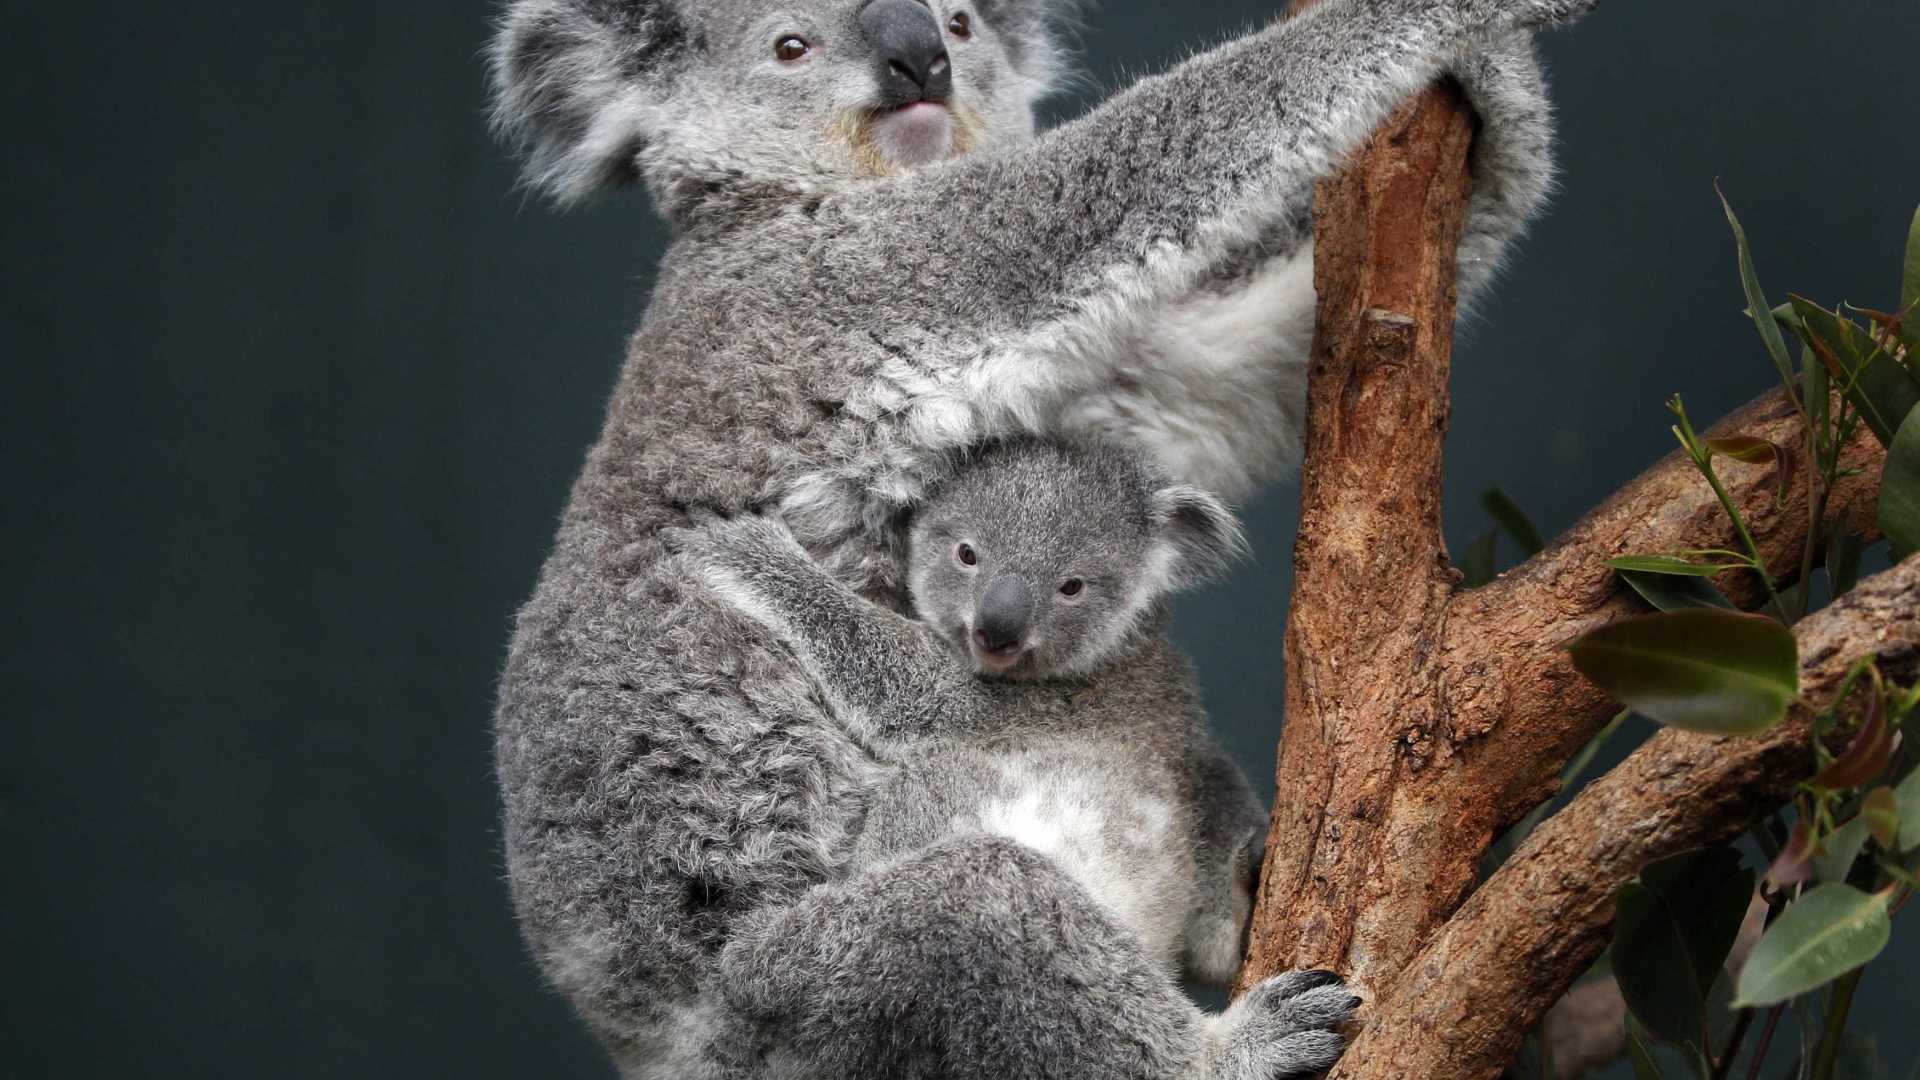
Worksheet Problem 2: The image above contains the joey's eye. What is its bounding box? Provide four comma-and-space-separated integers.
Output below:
946, 12, 972, 38
956, 542, 977, 567
774, 36, 810, 61
1059, 579, 1085, 597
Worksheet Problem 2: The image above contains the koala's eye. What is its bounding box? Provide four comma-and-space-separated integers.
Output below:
956, 542, 978, 567
946, 12, 972, 39
774, 36, 811, 62
1059, 579, 1085, 597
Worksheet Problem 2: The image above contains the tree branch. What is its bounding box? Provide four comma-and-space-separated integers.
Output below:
1328, 555, 1920, 1080
1235, 1, 1892, 1068
1233, 78, 1478, 995
1441, 389, 1885, 827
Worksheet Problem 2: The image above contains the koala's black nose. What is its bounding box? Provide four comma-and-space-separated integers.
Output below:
974, 575, 1032, 652
859, 0, 953, 106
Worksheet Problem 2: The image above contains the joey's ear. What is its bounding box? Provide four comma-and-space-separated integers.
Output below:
489, 0, 699, 204
1147, 485, 1248, 591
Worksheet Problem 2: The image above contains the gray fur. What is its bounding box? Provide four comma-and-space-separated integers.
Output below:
488, 0, 1594, 1075
668, 439, 1326, 1074
668, 439, 1269, 987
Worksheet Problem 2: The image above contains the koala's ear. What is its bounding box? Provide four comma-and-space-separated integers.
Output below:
976, 0, 1082, 88
1147, 485, 1248, 591
489, 0, 698, 204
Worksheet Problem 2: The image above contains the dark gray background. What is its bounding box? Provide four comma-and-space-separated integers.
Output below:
4, 1, 1915, 1076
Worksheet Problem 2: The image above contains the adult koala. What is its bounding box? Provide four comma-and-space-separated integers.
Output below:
487, 0, 1591, 1076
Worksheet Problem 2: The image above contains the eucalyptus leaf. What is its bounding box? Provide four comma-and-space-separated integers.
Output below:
1863, 787, 1899, 851
1812, 817, 1869, 884
1627, 1016, 1668, 1080
1895, 767, 1920, 854
1719, 188, 1802, 408
1569, 610, 1799, 736
1619, 568, 1738, 612
1459, 528, 1496, 589
1903, 205, 1920, 316
1833, 1030, 1891, 1080
1880, 406, 1920, 562
1481, 487, 1546, 557
1705, 436, 1795, 501
1813, 692, 1895, 790
1790, 296, 1920, 448
1607, 554, 1749, 577
1828, 525, 1864, 598
1731, 884, 1892, 1008
1807, 342, 1830, 449
1769, 822, 1816, 888
1614, 848, 1754, 1047
1855, 357, 1920, 451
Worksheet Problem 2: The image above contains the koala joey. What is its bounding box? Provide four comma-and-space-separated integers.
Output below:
488, 0, 1595, 1076
676, 439, 1260, 964
673, 438, 1356, 1076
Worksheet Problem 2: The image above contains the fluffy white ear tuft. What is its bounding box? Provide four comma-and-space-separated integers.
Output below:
1147, 485, 1248, 591
488, 0, 697, 204
976, 0, 1085, 96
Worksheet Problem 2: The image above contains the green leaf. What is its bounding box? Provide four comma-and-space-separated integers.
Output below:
1813, 692, 1895, 790
1828, 525, 1864, 598
1812, 817, 1869, 884
1569, 610, 1799, 736
1607, 554, 1750, 577
1719, 186, 1802, 410
1614, 848, 1754, 1047
1627, 1015, 1669, 1080
1731, 884, 1892, 1007
1769, 821, 1816, 888
1796, 294, 1920, 447
1833, 1029, 1891, 1080
1481, 487, 1546, 557
1705, 435, 1796, 502
1863, 787, 1900, 851
1856, 358, 1920, 450
1895, 767, 1920, 854
1459, 528, 1497, 589
1619, 568, 1739, 612
1806, 338, 1829, 424
1903, 205, 1920, 316
1880, 406, 1920, 562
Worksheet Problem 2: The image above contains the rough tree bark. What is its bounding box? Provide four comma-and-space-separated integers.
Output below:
1335, 561, 1920, 1078
1230, 5, 1900, 1077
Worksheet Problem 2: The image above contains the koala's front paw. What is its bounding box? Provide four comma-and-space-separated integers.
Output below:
662, 514, 808, 619
1206, 970, 1359, 1079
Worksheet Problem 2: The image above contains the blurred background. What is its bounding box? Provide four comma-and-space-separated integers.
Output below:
4, 1, 1915, 1076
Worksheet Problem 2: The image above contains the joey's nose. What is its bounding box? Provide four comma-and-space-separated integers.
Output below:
859, 0, 952, 106
974, 575, 1033, 652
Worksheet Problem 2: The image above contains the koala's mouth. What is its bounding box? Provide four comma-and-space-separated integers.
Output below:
967, 637, 1038, 679
870, 101, 955, 167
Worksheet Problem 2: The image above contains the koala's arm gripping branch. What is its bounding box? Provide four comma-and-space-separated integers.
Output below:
880, 0, 1535, 324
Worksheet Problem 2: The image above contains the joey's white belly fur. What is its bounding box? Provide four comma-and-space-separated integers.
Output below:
965, 755, 1194, 972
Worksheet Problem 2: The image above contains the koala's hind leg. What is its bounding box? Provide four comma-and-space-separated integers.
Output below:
718, 835, 1356, 1080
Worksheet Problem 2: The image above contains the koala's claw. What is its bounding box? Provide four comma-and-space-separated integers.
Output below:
1208, 970, 1359, 1080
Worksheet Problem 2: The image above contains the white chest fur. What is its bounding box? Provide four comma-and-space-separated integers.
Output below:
964, 753, 1194, 972
1056, 247, 1317, 500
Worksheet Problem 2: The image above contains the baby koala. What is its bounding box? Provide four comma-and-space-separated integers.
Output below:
675, 437, 1272, 985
